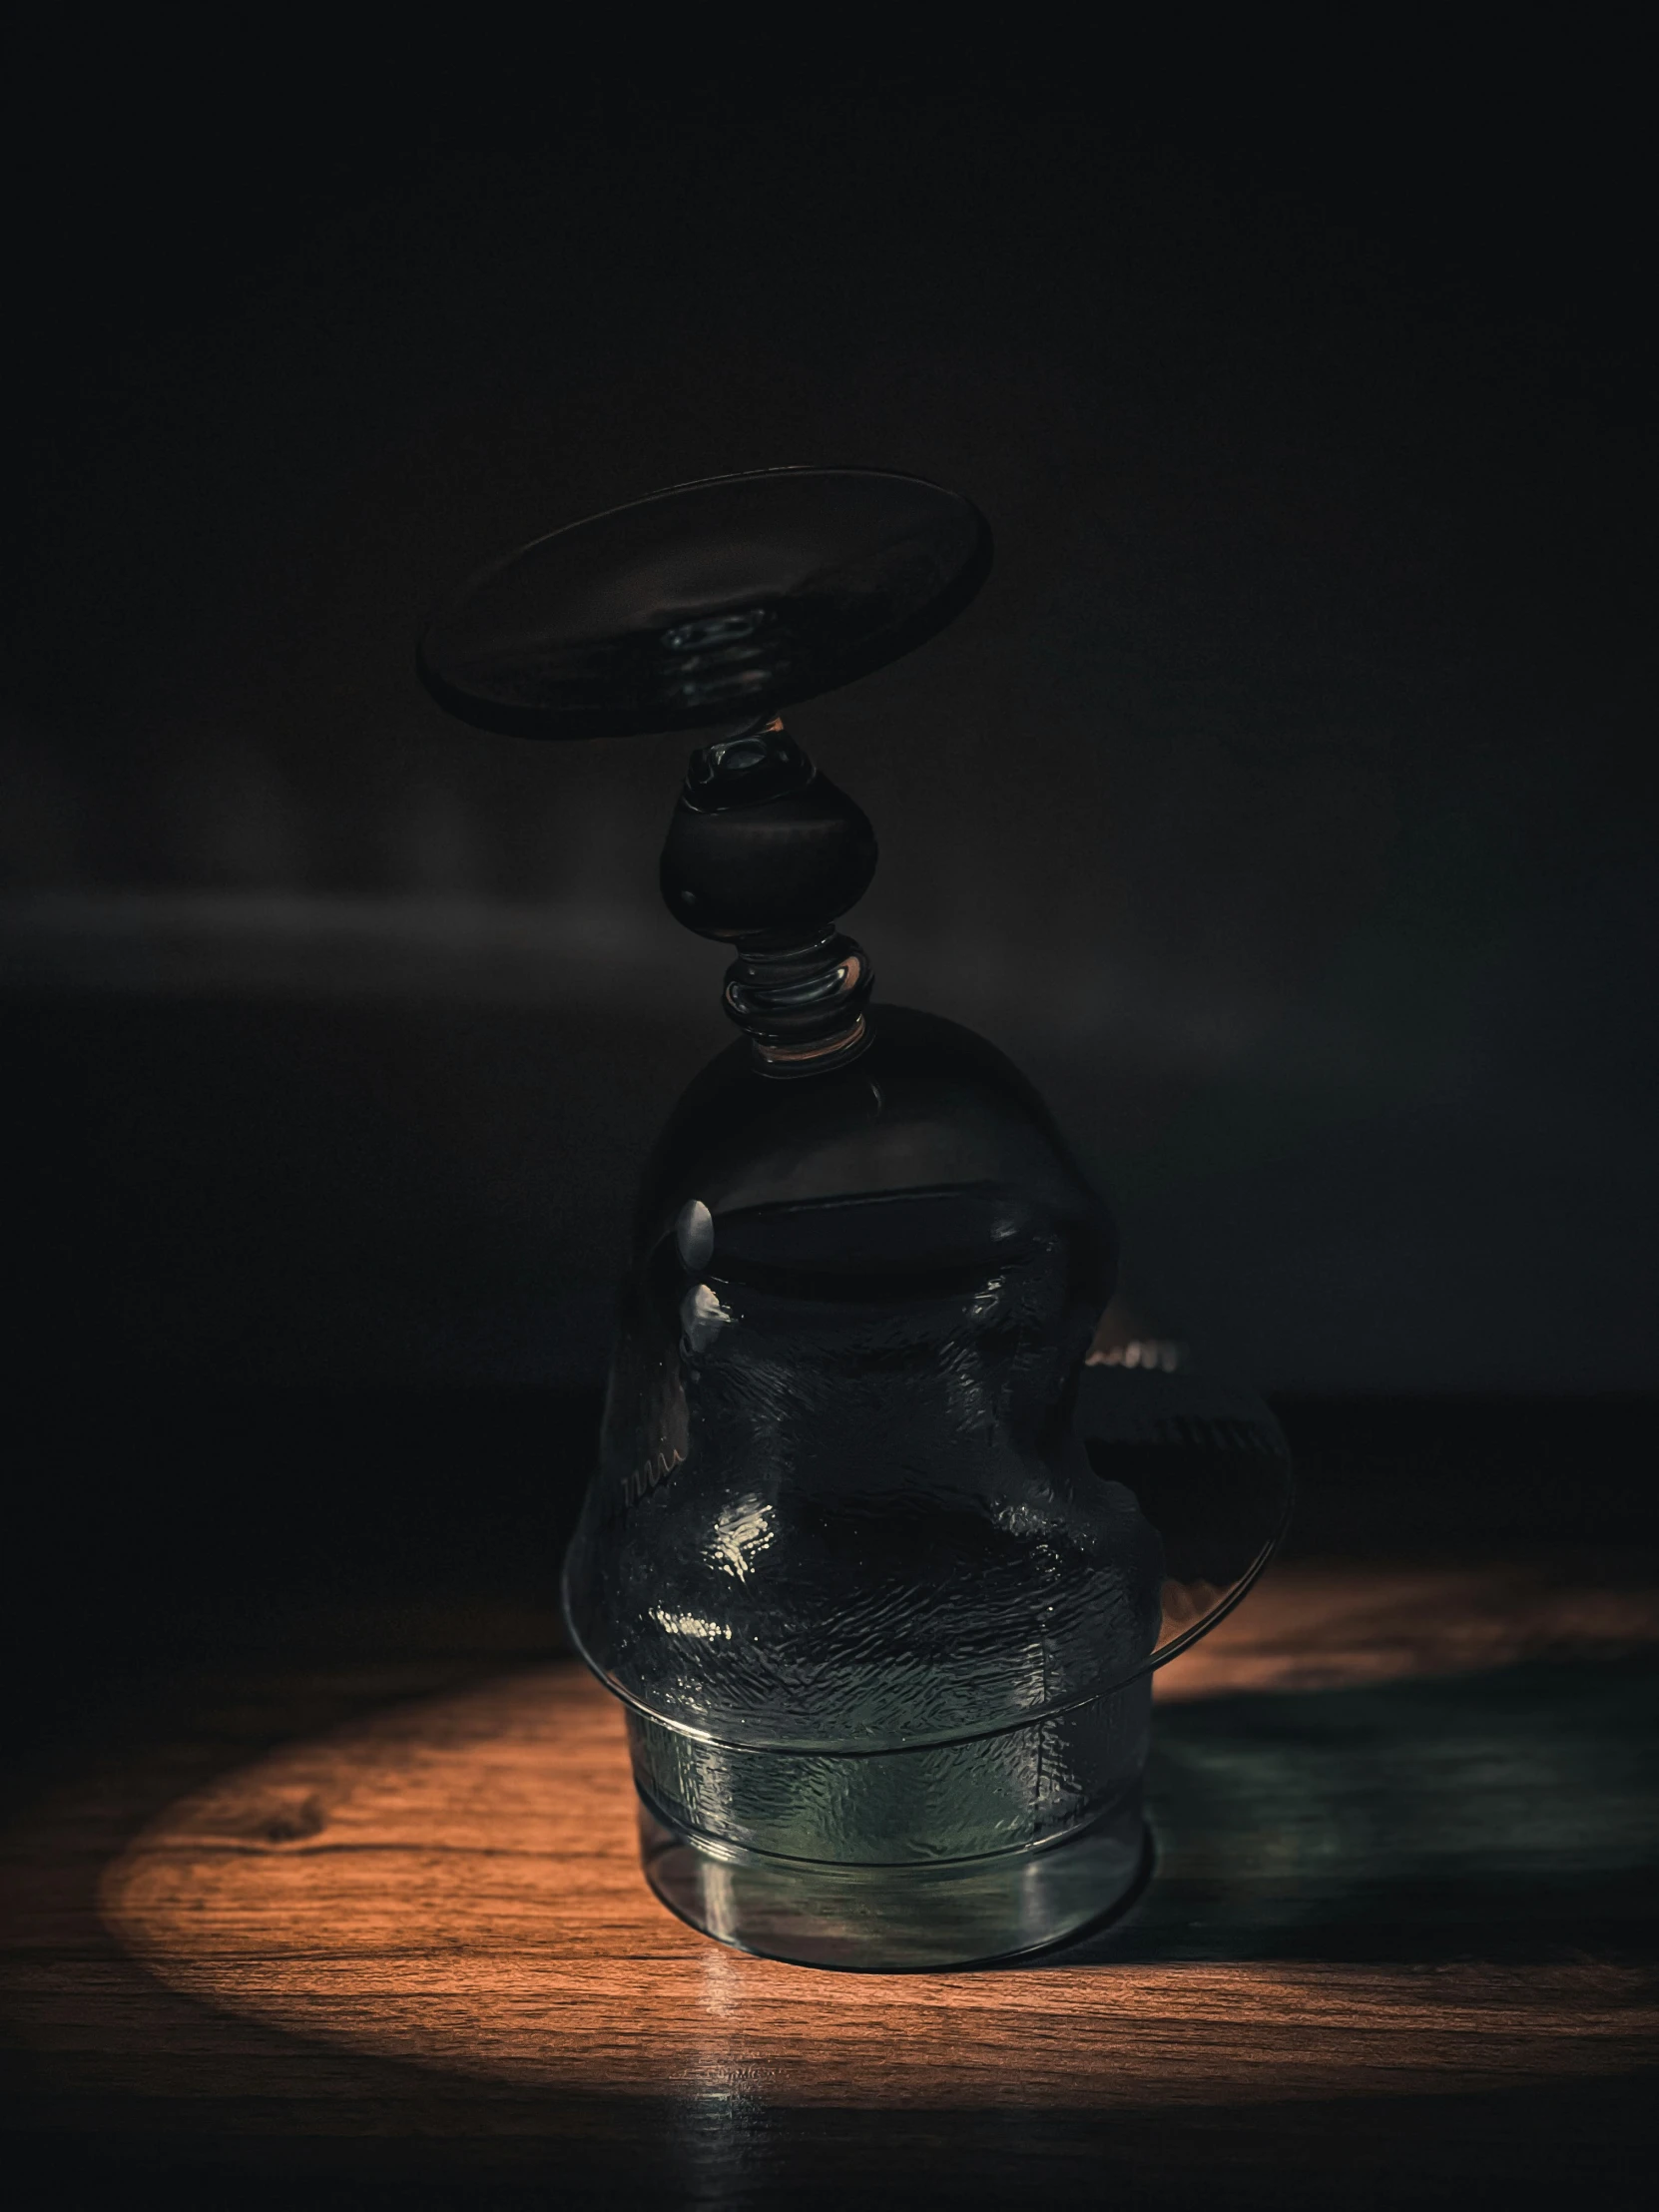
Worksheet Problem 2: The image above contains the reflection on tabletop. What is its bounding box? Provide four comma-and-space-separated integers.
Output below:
65, 1557, 1659, 2109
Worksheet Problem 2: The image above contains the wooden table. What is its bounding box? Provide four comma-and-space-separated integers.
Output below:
3, 1400, 1657, 2206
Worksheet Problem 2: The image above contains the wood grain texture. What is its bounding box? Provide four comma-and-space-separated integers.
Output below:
5, 1556, 1658, 2203
77, 1561, 1659, 2108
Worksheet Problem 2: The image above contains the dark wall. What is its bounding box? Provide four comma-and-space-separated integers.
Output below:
4, 57, 1654, 1392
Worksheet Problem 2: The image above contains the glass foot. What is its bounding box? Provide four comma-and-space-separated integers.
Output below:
637, 1792, 1150, 1971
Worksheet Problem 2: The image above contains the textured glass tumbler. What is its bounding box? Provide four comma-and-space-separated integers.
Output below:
558, 1012, 1254, 1972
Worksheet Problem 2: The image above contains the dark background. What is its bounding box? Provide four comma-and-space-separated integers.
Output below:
3, 44, 1655, 1404
2, 48, 1657, 2207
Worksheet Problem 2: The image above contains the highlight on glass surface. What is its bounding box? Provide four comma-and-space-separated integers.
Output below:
418, 466, 1293, 1968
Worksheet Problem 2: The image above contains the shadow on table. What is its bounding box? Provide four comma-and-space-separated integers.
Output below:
5, 1654, 1656, 2209
1057, 1653, 1659, 1966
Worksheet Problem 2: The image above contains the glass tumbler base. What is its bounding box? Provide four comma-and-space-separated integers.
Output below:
637, 1794, 1150, 1970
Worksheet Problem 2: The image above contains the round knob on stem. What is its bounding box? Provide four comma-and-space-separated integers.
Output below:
660, 720, 877, 1073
